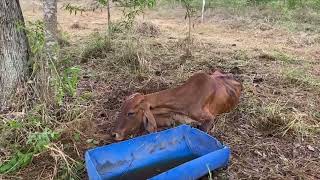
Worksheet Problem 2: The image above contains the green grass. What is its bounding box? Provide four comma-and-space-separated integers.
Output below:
81, 32, 112, 60
272, 51, 298, 64
4, 4, 320, 178
158, 0, 320, 33
282, 66, 320, 88
246, 96, 320, 138
0, 19, 90, 179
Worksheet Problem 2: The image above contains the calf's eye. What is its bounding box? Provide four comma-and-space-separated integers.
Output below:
127, 112, 135, 116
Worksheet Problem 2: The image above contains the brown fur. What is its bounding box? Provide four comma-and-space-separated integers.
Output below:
112, 71, 242, 141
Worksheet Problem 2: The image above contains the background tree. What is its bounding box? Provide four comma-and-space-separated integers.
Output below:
96, 0, 112, 36
0, 0, 29, 106
44, 0, 58, 44
42, 0, 58, 102
201, 0, 205, 23
181, 0, 196, 57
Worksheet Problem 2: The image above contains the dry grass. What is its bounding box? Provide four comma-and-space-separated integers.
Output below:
71, 26, 319, 179
282, 66, 320, 89
135, 21, 161, 37
1, 0, 320, 179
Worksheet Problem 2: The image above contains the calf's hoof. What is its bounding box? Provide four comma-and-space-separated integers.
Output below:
199, 122, 213, 133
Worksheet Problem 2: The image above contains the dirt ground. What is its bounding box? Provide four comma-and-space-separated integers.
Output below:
8, 0, 320, 179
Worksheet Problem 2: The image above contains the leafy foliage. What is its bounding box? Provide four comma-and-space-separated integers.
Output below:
0, 128, 59, 174
17, 20, 45, 56
1, 17, 83, 176
54, 66, 82, 105
119, 0, 156, 28
0, 152, 34, 174
62, 66, 82, 97
96, 0, 108, 6
63, 0, 156, 29
64, 3, 86, 15
81, 32, 112, 59
27, 128, 60, 153
176, 0, 197, 57
4, 0, 320, 179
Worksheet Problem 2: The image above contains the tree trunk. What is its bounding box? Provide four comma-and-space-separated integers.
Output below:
0, 0, 29, 106
43, 0, 58, 46
186, 10, 192, 57
107, 0, 112, 40
107, 0, 111, 33
201, 0, 205, 23
43, 0, 58, 61
42, 0, 58, 102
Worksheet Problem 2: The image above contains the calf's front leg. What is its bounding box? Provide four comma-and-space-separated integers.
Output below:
190, 109, 215, 132
199, 118, 215, 132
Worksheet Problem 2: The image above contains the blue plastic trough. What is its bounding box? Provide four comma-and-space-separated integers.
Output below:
85, 125, 230, 180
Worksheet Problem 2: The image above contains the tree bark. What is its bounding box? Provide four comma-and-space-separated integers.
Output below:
186, 9, 192, 57
107, 0, 112, 41
42, 0, 58, 102
0, 0, 29, 106
43, 0, 58, 62
201, 0, 205, 23
107, 0, 111, 34
43, 0, 58, 47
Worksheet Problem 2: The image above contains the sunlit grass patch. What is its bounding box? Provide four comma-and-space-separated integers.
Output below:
272, 51, 298, 64
255, 100, 320, 138
81, 32, 112, 60
282, 66, 320, 88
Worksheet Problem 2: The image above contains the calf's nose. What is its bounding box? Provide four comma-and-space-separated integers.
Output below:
111, 132, 117, 138
112, 132, 124, 141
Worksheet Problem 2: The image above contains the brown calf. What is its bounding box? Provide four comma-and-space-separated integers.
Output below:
112, 70, 242, 141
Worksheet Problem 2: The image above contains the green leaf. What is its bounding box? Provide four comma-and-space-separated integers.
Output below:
0, 152, 34, 174
27, 128, 60, 153
97, 0, 107, 6
73, 132, 81, 141
0, 155, 18, 173
7, 120, 22, 129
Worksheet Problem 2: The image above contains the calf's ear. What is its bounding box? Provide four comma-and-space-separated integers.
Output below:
142, 103, 157, 133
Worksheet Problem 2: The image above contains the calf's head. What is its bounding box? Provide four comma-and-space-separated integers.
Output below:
112, 93, 157, 141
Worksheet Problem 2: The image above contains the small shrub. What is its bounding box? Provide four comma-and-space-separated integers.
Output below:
0, 18, 86, 177
117, 40, 151, 73
119, 42, 141, 69
18, 20, 45, 56
81, 32, 112, 59
109, 21, 125, 34
58, 30, 71, 47
0, 151, 34, 174
0, 128, 60, 174
27, 128, 60, 153
54, 66, 81, 105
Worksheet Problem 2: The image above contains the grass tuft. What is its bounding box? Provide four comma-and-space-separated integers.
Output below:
272, 51, 298, 64
81, 32, 112, 60
255, 100, 320, 138
282, 67, 320, 88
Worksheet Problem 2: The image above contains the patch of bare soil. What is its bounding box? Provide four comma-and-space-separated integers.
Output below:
9, 1, 320, 179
